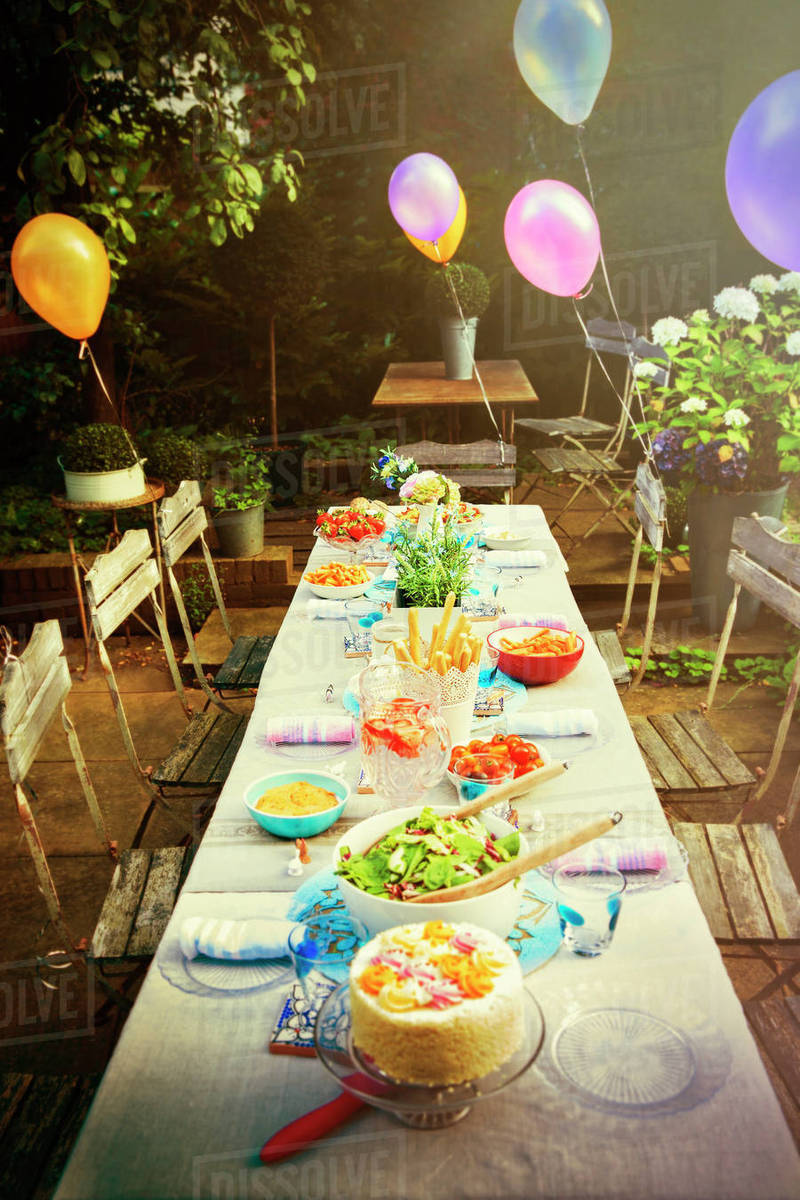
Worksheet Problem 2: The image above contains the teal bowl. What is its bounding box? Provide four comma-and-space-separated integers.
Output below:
243, 771, 350, 838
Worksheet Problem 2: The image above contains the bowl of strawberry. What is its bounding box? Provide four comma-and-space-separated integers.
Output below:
314, 507, 387, 553
447, 734, 548, 801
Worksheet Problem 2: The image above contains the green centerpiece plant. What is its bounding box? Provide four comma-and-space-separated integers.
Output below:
393, 519, 473, 608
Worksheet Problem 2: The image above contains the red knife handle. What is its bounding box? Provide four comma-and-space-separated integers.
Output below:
260, 1091, 366, 1163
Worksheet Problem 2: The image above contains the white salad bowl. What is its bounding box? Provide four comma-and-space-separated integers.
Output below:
333, 804, 528, 939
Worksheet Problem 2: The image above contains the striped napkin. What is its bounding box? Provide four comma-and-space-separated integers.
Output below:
264, 715, 356, 744
508, 710, 598, 737
497, 612, 569, 631
484, 549, 547, 568
179, 917, 295, 961
548, 838, 669, 874
306, 599, 347, 620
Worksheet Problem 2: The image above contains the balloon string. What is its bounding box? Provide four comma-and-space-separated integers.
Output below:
79, 340, 141, 467
434, 243, 506, 465
575, 125, 653, 460
571, 299, 653, 464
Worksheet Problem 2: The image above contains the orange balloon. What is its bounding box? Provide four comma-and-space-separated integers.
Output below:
403, 187, 467, 264
11, 214, 110, 340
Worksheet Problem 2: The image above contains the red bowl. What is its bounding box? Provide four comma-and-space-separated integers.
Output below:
486, 626, 585, 686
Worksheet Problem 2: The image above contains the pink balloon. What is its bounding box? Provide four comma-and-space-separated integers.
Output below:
504, 180, 600, 297
388, 153, 460, 242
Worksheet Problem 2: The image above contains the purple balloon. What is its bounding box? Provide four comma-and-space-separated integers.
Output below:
726, 71, 800, 271
504, 180, 600, 297
388, 153, 460, 243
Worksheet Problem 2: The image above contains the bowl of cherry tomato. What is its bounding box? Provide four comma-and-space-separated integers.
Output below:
447, 733, 549, 801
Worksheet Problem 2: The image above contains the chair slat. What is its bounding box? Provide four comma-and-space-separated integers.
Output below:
208, 717, 248, 785
157, 480, 203, 541
181, 713, 244, 786
741, 824, 800, 940
445, 468, 517, 487
634, 462, 666, 522
84, 528, 152, 608
631, 716, 695, 789
732, 515, 800, 586
397, 440, 516, 466
591, 630, 631, 685
744, 993, 800, 1108
89, 850, 152, 961
161, 505, 207, 569
0, 621, 64, 737
0, 1073, 80, 1200
627, 716, 668, 788
237, 635, 275, 689
152, 713, 217, 784
3, 658, 71, 784
126, 848, 187, 958
649, 713, 727, 788
214, 636, 257, 689
672, 710, 755, 787
727, 551, 800, 629
91, 558, 161, 642
673, 822, 734, 939
706, 824, 774, 940
635, 493, 663, 554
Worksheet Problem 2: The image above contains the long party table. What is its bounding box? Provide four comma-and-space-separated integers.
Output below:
56, 506, 800, 1200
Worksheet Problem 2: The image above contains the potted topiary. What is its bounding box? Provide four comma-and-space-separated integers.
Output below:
210, 440, 272, 558
59, 423, 146, 503
425, 262, 491, 380
144, 430, 210, 493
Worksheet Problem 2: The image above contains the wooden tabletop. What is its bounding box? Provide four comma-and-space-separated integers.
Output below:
372, 360, 538, 407
52, 480, 165, 512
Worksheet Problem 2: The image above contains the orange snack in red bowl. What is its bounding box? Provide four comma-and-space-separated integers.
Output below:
486, 626, 584, 685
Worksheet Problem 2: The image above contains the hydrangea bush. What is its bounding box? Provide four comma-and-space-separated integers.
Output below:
637, 275, 800, 492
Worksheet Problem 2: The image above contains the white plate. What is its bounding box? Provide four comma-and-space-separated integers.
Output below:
483, 527, 533, 551
305, 578, 371, 600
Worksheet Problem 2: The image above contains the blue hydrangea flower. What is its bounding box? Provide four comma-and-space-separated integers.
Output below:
651, 428, 690, 474
694, 440, 748, 486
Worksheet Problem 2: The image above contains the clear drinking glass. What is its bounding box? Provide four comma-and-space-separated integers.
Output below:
358, 660, 450, 806
288, 914, 369, 1020
451, 753, 515, 820
552, 866, 626, 957
344, 599, 385, 638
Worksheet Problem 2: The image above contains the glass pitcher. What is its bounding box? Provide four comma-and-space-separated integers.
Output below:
357, 660, 450, 807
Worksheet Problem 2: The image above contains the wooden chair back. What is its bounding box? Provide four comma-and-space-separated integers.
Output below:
707, 515, 800, 825
0, 621, 114, 949
157, 481, 232, 709
395, 440, 517, 503
84, 529, 190, 799
579, 318, 638, 454
618, 462, 667, 687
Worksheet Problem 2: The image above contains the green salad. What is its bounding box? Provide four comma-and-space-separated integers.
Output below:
335, 806, 520, 901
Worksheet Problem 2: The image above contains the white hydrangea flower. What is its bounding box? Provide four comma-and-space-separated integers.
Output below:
723, 409, 750, 428
786, 331, 800, 356
776, 271, 800, 293
713, 287, 760, 323
691, 308, 710, 323
748, 273, 779, 293
634, 360, 660, 379
679, 396, 707, 413
651, 316, 688, 347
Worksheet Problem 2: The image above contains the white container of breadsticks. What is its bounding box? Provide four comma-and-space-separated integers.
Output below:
390, 592, 482, 747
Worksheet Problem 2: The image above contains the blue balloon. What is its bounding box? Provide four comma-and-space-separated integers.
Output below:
513, 0, 612, 126
725, 71, 800, 271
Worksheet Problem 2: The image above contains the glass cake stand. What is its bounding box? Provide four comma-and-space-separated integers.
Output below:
314, 984, 545, 1128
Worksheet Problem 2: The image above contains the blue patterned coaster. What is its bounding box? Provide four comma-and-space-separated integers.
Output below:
286, 868, 561, 977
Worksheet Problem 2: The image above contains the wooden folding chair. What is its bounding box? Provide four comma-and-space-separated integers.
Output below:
157, 481, 275, 703
395, 440, 516, 504
83, 529, 247, 813
0, 621, 116, 952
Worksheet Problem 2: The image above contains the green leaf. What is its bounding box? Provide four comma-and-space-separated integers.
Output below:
111, 165, 125, 185
67, 148, 86, 186
118, 216, 136, 243
286, 67, 302, 85
91, 48, 113, 69
239, 162, 262, 195
209, 217, 227, 247
302, 61, 316, 82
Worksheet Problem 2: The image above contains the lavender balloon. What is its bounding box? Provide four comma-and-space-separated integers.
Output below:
504, 180, 600, 297
513, 0, 612, 126
388, 153, 460, 243
726, 71, 800, 271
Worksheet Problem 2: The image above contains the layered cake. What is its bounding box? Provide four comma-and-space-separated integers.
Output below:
349, 920, 524, 1085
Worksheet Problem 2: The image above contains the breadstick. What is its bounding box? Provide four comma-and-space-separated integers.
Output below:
440, 651, 452, 674
444, 613, 469, 657
408, 608, 423, 667
470, 637, 482, 666
435, 651, 448, 676
438, 591, 456, 649
425, 623, 440, 669
454, 634, 468, 671
393, 640, 412, 664
458, 643, 472, 671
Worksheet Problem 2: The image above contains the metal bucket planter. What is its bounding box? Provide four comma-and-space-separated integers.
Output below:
60, 457, 147, 504
438, 316, 477, 380
213, 502, 265, 558
687, 482, 788, 632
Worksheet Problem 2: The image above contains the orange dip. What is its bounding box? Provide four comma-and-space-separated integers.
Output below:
255, 781, 338, 816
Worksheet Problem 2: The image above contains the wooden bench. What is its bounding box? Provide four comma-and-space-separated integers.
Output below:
158, 482, 276, 701
396, 440, 517, 503
90, 845, 194, 968
0, 1071, 102, 1200
150, 711, 247, 790
744, 993, 800, 1121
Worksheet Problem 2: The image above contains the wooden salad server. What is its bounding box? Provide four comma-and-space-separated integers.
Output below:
407, 811, 624, 904
450, 759, 569, 820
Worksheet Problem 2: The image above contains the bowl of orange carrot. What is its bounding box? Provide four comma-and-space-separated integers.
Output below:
304, 561, 372, 599
486, 625, 584, 685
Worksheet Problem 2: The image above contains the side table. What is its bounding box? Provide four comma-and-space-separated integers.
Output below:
52, 481, 166, 678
